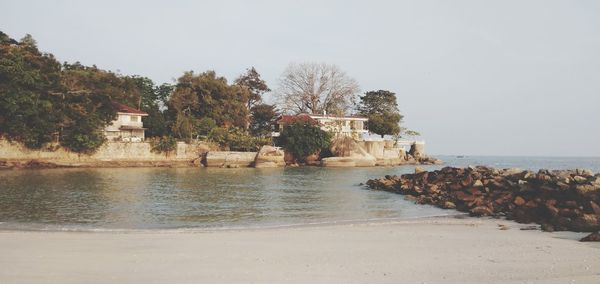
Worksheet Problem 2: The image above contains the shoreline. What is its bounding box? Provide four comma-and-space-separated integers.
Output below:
1, 216, 598, 283
0, 214, 467, 233
0, 158, 439, 170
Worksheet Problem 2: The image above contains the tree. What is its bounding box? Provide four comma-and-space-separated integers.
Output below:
131, 76, 173, 137
277, 62, 360, 115
61, 62, 141, 108
234, 67, 270, 109
249, 103, 277, 136
357, 90, 403, 137
0, 31, 63, 148
169, 71, 250, 129
59, 62, 143, 152
277, 121, 332, 163
197, 117, 217, 136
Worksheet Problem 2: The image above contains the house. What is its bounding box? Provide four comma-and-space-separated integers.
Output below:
275, 113, 369, 139
104, 102, 148, 142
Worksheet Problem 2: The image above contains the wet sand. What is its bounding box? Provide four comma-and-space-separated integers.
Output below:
0, 217, 599, 283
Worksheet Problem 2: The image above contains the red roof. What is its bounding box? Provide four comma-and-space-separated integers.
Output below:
111, 102, 148, 115
277, 114, 319, 125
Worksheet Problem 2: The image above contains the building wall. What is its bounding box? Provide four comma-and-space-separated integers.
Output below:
105, 113, 146, 141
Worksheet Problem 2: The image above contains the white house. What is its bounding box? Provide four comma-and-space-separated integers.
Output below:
275, 113, 369, 139
104, 102, 148, 142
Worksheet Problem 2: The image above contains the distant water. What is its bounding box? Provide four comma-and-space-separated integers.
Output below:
0, 156, 598, 231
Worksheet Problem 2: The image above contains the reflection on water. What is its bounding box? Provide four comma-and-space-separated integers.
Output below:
1, 156, 598, 230
0, 166, 447, 230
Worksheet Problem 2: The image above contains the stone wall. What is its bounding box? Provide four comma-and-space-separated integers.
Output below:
0, 140, 212, 168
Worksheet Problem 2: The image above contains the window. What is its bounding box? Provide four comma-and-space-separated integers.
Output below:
130, 116, 138, 122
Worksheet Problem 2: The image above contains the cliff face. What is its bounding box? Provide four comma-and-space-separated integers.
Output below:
0, 140, 213, 169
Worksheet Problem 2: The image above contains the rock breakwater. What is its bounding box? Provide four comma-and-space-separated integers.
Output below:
366, 166, 600, 241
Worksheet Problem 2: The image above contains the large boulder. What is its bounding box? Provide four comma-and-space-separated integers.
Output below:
376, 148, 405, 166
204, 151, 257, 168
254, 146, 285, 168
409, 142, 425, 158
321, 157, 356, 167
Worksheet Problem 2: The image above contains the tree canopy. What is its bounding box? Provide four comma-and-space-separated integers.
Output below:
169, 71, 250, 137
357, 90, 403, 137
277, 121, 332, 162
234, 67, 270, 109
249, 103, 277, 136
0, 32, 64, 148
0, 32, 162, 152
277, 62, 360, 115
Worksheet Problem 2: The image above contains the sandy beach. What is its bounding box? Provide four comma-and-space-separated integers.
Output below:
0, 217, 598, 284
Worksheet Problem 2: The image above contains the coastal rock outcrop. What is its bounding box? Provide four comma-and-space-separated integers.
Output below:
322, 137, 376, 167
580, 231, 600, 242
254, 146, 285, 168
366, 166, 600, 237
203, 151, 257, 168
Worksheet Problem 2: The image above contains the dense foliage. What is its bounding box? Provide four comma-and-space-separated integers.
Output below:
249, 103, 277, 136
169, 71, 249, 131
277, 121, 332, 162
0, 31, 419, 156
0, 32, 63, 148
208, 127, 270, 152
357, 90, 403, 137
234, 67, 270, 109
0, 31, 168, 153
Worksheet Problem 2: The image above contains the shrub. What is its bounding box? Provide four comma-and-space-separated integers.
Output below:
207, 127, 229, 148
61, 129, 106, 154
276, 121, 331, 162
197, 117, 217, 137
207, 127, 271, 152
150, 136, 177, 155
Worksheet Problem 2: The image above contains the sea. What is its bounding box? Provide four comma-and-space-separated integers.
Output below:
0, 156, 598, 231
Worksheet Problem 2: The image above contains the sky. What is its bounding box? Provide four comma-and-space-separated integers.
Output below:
3, 0, 599, 156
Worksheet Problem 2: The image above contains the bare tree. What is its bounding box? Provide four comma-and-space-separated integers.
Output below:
276, 62, 360, 115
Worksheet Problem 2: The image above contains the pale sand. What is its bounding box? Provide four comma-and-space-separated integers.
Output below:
0, 217, 599, 284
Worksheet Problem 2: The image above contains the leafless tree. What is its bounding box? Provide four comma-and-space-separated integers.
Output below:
276, 62, 360, 115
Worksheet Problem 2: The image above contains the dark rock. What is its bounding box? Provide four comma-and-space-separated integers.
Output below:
590, 201, 600, 215
580, 231, 600, 242
541, 223, 554, 232
442, 201, 456, 209
513, 196, 526, 206
571, 214, 600, 232
470, 206, 493, 216
365, 166, 600, 234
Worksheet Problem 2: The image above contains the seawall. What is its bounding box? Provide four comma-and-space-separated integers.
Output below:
0, 140, 213, 169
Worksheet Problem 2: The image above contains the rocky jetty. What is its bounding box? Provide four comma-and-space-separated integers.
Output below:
366, 166, 600, 241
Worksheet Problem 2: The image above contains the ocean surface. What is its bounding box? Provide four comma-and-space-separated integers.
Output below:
0, 156, 598, 231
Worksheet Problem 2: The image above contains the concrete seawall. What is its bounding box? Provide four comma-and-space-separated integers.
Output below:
0, 140, 213, 169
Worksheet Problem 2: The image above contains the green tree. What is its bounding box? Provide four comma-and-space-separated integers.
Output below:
131, 76, 173, 137
61, 62, 141, 108
249, 103, 277, 136
197, 117, 217, 136
0, 31, 63, 148
234, 67, 270, 109
169, 71, 249, 129
277, 121, 332, 163
59, 62, 143, 152
357, 90, 403, 137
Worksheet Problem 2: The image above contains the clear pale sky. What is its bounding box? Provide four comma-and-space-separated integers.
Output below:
3, 0, 599, 156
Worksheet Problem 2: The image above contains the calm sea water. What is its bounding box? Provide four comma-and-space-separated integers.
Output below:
0, 156, 598, 230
